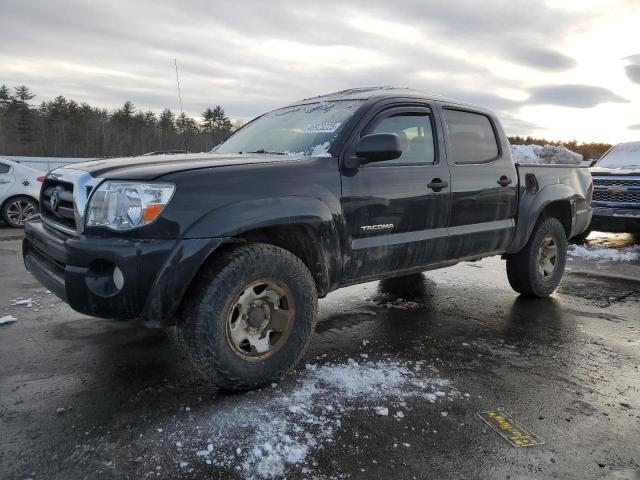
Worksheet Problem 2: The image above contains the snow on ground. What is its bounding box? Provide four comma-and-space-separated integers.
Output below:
569, 243, 640, 262
0, 315, 17, 325
510, 144, 583, 165
11, 297, 33, 308
166, 359, 459, 479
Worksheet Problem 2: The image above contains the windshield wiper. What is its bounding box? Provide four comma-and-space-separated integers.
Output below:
239, 149, 286, 155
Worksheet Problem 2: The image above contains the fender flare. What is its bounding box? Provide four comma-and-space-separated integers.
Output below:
507, 183, 576, 254
185, 195, 341, 297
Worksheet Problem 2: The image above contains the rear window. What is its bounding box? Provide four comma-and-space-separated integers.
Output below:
444, 109, 499, 164
0, 162, 10, 174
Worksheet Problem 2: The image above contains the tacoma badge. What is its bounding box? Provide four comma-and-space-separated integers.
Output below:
361, 224, 394, 232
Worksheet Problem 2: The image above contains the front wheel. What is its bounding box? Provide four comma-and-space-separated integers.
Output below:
506, 217, 568, 298
177, 243, 318, 391
2, 196, 38, 228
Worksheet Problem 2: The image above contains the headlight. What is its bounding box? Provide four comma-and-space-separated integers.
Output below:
86, 181, 175, 231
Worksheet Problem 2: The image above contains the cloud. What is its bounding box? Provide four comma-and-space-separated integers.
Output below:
503, 45, 577, 71
0, 0, 637, 144
629, 124, 640, 130
527, 84, 629, 108
625, 65, 640, 84
498, 113, 542, 136
624, 53, 640, 63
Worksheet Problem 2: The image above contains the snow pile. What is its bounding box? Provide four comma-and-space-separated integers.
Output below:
511, 144, 583, 165
0, 315, 17, 325
597, 142, 640, 168
569, 244, 640, 262
11, 298, 33, 308
176, 359, 457, 479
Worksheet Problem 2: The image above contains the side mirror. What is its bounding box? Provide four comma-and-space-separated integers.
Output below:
352, 133, 403, 165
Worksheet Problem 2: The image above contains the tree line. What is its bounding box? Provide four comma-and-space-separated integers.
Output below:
0, 85, 238, 158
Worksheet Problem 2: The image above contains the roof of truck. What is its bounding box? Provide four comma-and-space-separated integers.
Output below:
287, 86, 477, 109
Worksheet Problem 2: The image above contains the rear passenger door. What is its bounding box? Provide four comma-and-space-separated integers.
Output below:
441, 107, 517, 258
341, 105, 451, 281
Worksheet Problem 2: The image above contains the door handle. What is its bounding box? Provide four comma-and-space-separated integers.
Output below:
497, 176, 512, 187
0, 180, 11, 184
427, 178, 448, 192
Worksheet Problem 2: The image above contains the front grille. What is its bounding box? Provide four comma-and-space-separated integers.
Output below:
592, 177, 640, 207
593, 190, 640, 203
592, 178, 638, 187
41, 179, 76, 231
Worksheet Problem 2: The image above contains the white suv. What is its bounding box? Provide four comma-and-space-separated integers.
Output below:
0, 158, 43, 228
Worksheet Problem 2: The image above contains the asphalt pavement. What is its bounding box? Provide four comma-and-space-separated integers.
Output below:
0, 230, 638, 480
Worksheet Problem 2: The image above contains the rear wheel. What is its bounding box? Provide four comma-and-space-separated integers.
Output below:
177, 243, 317, 391
506, 217, 568, 298
2, 196, 38, 228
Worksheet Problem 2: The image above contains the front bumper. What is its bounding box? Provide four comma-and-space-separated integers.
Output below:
590, 206, 640, 233
23, 216, 227, 325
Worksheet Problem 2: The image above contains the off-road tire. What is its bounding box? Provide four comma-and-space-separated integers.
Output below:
506, 217, 568, 298
177, 243, 318, 391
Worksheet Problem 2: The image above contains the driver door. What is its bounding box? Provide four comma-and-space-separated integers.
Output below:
341, 105, 451, 282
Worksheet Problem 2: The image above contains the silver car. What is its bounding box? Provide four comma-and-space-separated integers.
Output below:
0, 158, 43, 228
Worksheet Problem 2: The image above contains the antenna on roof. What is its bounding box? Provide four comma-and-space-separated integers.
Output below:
174, 58, 188, 153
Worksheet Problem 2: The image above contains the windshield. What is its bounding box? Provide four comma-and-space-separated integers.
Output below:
597, 142, 640, 168
214, 100, 363, 157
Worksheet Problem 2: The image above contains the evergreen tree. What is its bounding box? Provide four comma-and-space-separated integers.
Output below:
158, 108, 176, 150
201, 105, 232, 147
0, 85, 11, 152
12, 86, 36, 148
176, 112, 199, 150
0, 85, 11, 109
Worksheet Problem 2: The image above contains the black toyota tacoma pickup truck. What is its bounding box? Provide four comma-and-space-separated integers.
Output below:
23, 87, 592, 390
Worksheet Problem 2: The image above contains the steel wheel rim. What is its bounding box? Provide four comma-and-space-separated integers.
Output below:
6, 199, 36, 226
537, 236, 558, 279
225, 279, 295, 361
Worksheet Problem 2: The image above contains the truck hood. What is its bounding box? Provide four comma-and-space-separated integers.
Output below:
590, 165, 640, 176
63, 152, 306, 180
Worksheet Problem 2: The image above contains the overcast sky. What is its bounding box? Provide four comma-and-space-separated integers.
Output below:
1, 0, 639, 142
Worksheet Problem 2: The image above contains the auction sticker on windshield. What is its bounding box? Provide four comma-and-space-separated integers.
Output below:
477, 410, 545, 447
302, 122, 342, 133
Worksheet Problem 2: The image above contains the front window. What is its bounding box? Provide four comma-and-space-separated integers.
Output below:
597, 142, 640, 168
368, 113, 435, 164
215, 100, 363, 157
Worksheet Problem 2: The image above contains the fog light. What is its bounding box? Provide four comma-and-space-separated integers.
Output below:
113, 266, 124, 290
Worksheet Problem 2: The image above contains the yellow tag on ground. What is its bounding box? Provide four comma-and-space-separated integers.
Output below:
477, 410, 545, 447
